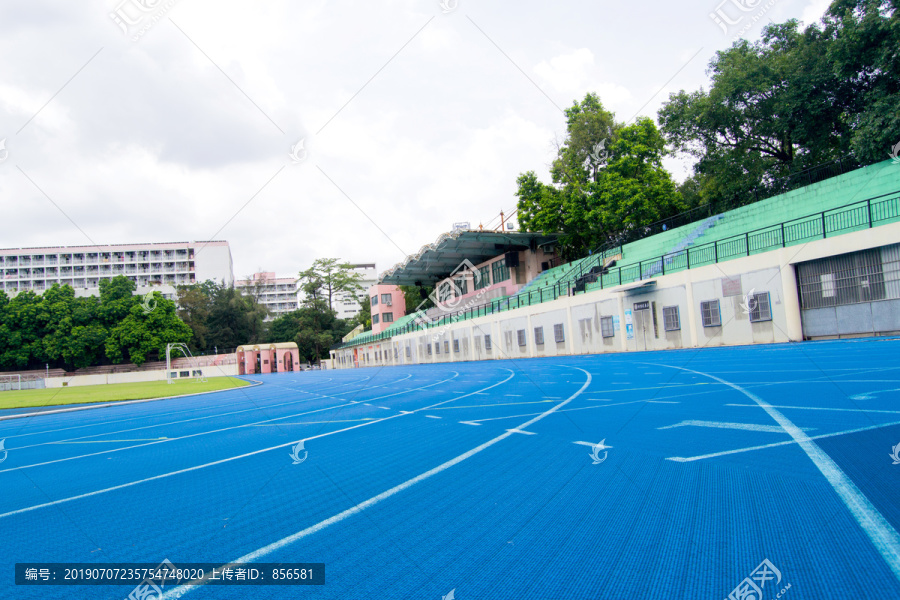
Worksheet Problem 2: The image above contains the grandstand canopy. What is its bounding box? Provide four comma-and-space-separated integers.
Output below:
379, 230, 559, 286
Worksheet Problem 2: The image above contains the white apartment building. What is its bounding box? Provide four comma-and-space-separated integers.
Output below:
333, 263, 378, 320
0, 241, 234, 301
235, 272, 300, 321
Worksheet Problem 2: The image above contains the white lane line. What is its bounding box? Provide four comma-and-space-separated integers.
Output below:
0, 374, 460, 474
425, 415, 441, 419
464, 399, 679, 423
250, 419, 374, 426
572, 441, 595, 447
658, 420, 813, 433
0, 372, 504, 517
363, 404, 372, 406
50, 438, 168, 444
726, 403, 900, 415
669, 420, 900, 462
431, 400, 553, 411
505, 429, 535, 435
459, 421, 481, 426
377, 407, 391, 410
0, 374, 381, 430
399, 411, 412, 414
0, 379, 263, 423
505, 394, 522, 397
159, 367, 591, 600
657, 363, 900, 582
8, 375, 414, 452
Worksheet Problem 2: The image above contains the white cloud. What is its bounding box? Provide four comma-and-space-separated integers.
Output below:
0, 0, 832, 281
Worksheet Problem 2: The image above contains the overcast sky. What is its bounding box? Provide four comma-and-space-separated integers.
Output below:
0, 0, 832, 281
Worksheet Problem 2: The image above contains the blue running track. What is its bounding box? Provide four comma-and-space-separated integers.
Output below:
2, 338, 900, 599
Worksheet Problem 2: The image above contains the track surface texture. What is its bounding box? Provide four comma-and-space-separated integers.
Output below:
2, 338, 900, 599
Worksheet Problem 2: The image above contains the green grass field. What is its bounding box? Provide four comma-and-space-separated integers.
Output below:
0, 377, 251, 411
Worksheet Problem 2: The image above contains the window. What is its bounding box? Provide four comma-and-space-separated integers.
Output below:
394, 347, 398, 359
372, 314, 380, 324
475, 265, 491, 290
371, 295, 378, 306
600, 316, 615, 338
663, 306, 680, 331
381, 293, 392, 305
748, 291, 772, 322
382, 312, 394, 323
701, 300, 721, 327
453, 339, 460, 353
444, 341, 450, 354
454, 277, 468, 296
427, 343, 432, 355
517, 329, 527, 347
534, 326, 544, 345
484, 334, 492, 351
406, 346, 411, 358
435, 341, 441, 354
492, 260, 510, 284
554, 323, 565, 343
820, 273, 835, 297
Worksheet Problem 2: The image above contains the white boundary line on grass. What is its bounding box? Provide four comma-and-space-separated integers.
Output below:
159, 366, 591, 599
0, 378, 265, 422
7, 375, 413, 451
0, 369, 511, 518
653, 363, 900, 583
0, 374, 455, 474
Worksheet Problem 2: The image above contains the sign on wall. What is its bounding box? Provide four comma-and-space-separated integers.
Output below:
721, 276, 743, 297
633, 301, 650, 311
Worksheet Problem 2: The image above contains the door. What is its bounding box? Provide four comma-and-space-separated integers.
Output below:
633, 303, 651, 351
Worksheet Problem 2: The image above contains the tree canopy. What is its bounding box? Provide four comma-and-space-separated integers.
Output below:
658, 3, 900, 209
298, 258, 364, 313
0, 276, 191, 371
516, 94, 684, 258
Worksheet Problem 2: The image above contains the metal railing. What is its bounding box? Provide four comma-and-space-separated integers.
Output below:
332, 189, 900, 351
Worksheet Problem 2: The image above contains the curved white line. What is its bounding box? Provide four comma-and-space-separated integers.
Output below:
658, 363, 900, 582
160, 366, 589, 599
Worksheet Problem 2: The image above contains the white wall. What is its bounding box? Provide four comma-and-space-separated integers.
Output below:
45, 363, 238, 387
330, 222, 900, 368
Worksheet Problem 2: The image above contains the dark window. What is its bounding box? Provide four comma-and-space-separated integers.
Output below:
553, 323, 565, 343
600, 316, 614, 338
663, 306, 680, 331
492, 260, 510, 284
517, 329, 527, 347
534, 326, 544, 345
383, 312, 394, 323
484, 334, 492, 351
701, 300, 721, 327
748, 292, 772, 322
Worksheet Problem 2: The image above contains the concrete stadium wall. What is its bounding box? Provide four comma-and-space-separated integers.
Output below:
332, 222, 900, 368
45, 363, 239, 387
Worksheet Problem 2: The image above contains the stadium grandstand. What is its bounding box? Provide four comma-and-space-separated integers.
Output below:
330, 158, 900, 369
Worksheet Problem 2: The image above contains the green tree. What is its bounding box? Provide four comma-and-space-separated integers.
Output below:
101, 277, 192, 365
517, 95, 683, 257
176, 281, 217, 352
658, 9, 899, 209
299, 258, 364, 313
206, 285, 268, 351
268, 301, 352, 364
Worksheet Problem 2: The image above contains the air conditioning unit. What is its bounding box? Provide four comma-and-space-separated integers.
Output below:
384, 299, 392, 306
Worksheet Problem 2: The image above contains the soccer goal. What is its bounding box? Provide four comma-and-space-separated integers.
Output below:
0, 375, 21, 392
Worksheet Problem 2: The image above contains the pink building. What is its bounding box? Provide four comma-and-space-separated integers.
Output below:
369, 284, 406, 334
236, 342, 299, 375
